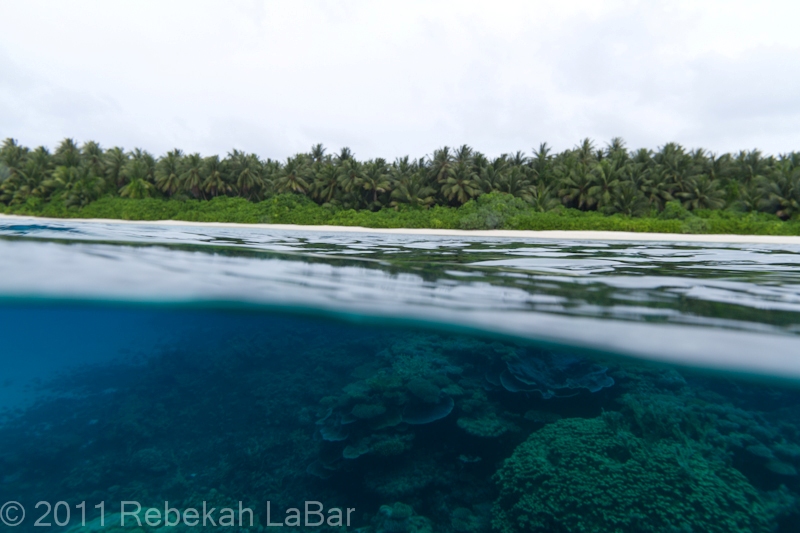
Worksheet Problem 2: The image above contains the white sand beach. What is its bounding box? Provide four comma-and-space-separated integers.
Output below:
2, 213, 800, 244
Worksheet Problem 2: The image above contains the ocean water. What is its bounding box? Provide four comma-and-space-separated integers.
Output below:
1, 216, 800, 532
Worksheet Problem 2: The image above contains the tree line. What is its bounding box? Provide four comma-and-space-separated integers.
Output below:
1, 137, 799, 219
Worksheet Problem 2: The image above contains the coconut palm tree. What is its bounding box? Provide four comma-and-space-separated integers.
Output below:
155, 149, 184, 197
313, 163, 342, 204
202, 155, 233, 198
336, 147, 354, 163
104, 147, 129, 189
574, 138, 597, 168
337, 158, 363, 200
655, 143, 697, 195
80, 141, 105, 177
604, 137, 628, 162
390, 173, 436, 209
677, 175, 725, 211
477, 157, 508, 193
430, 146, 454, 187
558, 157, 596, 210
531, 143, 554, 186
229, 151, 264, 201
529, 183, 561, 212
179, 153, 204, 199
497, 165, 533, 201
589, 159, 623, 209
274, 155, 311, 195
441, 159, 479, 205
605, 182, 648, 216
118, 159, 156, 199
734, 149, 771, 186
310, 143, 327, 163
54, 138, 81, 168
64, 172, 105, 207
361, 159, 391, 208
761, 159, 800, 219
639, 168, 674, 211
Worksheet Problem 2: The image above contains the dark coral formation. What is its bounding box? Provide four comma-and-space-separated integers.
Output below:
493, 416, 787, 533
485, 348, 614, 398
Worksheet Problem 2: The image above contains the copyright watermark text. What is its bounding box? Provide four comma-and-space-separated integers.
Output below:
0, 500, 354, 528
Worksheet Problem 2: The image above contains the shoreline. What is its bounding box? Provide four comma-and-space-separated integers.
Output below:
2, 213, 800, 244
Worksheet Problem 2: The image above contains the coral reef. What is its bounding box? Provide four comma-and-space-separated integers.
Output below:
493, 416, 788, 533
485, 348, 614, 398
369, 502, 433, 533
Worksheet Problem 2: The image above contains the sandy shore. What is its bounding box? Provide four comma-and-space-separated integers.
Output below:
2, 213, 800, 244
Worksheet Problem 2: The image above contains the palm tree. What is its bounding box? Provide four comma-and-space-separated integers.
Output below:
274, 155, 310, 195
80, 141, 105, 177
558, 157, 596, 210
202, 155, 233, 198
529, 183, 560, 212
734, 149, 771, 186
155, 149, 184, 196
497, 165, 533, 201
430, 146, 454, 187
54, 138, 81, 168
64, 172, 105, 208
229, 151, 264, 201
313, 163, 341, 204
337, 158, 363, 197
118, 158, 156, 199
179, 153, 204, 199
589, 159, 622, 209
604, 137, 628, 162
361, 159, 391, 208
390, 173, 435, 209
677, 175, 725, 210
531, 143, 554, 186
119, 178, 155, 199
655, 143, 697, 195
574, 138, 597, 168
605, 182, 648, 216
336, 147, 354, 163
639, 167, 674, 211
477, 157, 508, 193
104, 147, 129, 189
737, 182, 768, 213
761, 159, 800, 219
441, 159, 479, 205
1, 138, 27, 173
130, 148, 157, 182
310, 144, 327, 163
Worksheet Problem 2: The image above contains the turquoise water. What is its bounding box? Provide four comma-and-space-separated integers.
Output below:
1, 217, 800, 532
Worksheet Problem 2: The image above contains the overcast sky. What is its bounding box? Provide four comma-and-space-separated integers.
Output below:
1, 0, 799, 160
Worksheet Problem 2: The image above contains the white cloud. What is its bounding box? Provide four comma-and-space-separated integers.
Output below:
0, 0, 798, 159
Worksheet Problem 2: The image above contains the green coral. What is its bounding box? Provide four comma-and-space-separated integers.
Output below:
493, 417, 780, 533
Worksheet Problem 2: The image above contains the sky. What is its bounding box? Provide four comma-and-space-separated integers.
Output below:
1, 0, 799, 161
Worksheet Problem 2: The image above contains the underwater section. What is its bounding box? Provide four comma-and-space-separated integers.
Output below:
1, 303, 799, 532
3, 220, 800, 531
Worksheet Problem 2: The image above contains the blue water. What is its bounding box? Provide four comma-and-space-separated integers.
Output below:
1, 216, 800, 532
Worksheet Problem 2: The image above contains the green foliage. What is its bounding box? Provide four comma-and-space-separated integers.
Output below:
458, 192, 529, 230
2, 137, 800, 235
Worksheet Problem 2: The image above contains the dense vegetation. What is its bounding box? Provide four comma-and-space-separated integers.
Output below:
2, 137, 799, 234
